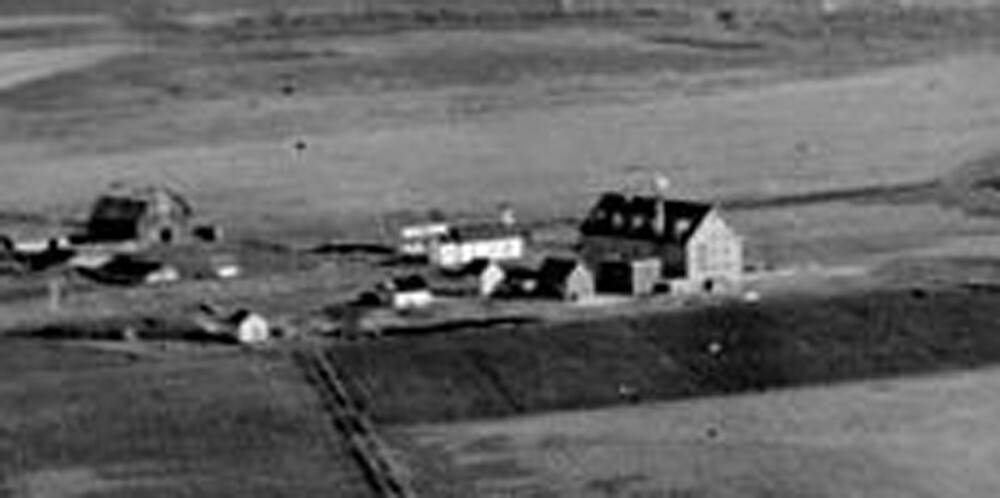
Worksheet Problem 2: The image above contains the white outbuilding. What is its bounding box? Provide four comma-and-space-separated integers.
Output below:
228, 309, 271, 344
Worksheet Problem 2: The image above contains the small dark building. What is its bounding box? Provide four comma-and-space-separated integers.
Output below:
537, 257, 595, 301
595, 258, 661, 296
84, 186, 194, 246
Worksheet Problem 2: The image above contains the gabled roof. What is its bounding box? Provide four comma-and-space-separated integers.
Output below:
538, 257, 586, 283
444, 222, 523, 243
391, 275, 430, 292
89, 196, 148, 224
88, 187, 194, 225
228, 309, 263, 326
460, 258, 500, 276
579, 193, 714, 244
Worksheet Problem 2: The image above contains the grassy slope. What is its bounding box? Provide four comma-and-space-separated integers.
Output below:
329, 288, 1000, 426
0, 340, 369, 497
399, 363, 1000, 497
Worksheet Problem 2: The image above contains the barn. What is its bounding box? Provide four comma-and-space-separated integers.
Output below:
82, 186, 194, 246
579, 192, 743, 294
537, 258, 595, 301
382, 275, 434, 310
595, 258, 662, 296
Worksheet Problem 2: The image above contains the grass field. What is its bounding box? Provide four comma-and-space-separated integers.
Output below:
398, 364, 1000, 497
1, 8, 999, 251
0, 340, 370, 497
327, 288, 1000, 426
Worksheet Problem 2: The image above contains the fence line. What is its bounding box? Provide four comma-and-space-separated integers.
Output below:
295, 349, 416, 498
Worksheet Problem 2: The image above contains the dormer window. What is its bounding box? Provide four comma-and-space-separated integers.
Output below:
611, 212, 625, 229
632, 214, 645, 230
675, 218, 692, 237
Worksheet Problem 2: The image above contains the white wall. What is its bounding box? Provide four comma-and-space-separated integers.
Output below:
686, 211, 743, 282
432, 237, 525, 268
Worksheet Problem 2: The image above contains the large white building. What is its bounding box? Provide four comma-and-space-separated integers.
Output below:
429, 223, 526, 269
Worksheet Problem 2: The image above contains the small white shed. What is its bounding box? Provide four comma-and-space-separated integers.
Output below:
229, 309, 271, 344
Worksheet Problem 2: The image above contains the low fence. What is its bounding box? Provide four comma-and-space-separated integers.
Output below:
295, 349, 416, 498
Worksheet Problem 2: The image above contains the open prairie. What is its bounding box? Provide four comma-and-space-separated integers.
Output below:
0, 9, 999, 265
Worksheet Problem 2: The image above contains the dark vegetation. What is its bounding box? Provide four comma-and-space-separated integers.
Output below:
329, 288, 1000, 424
721, 180, 940, 210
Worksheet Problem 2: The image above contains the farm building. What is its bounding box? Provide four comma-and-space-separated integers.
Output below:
432, 258, 507, 297
429, 222, 527, 269
229, 310, 271, 344
81, 186, 194, 247
398, 220, 451, 258
195, 305, 271, 344
456, 258, 508, 297
0, 239, 23, 275
537, 257, 596, 301
380, 275, 434, 310
579, 192, 743, 294
595, 258, 663, 296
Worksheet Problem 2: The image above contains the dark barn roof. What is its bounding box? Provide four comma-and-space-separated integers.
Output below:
538, 257, 584, 283
460, 258, 497, 276
392, 275, 430, 292
85, 187, 195, 242
90, 196, 147, 223
579, 193, 713, 244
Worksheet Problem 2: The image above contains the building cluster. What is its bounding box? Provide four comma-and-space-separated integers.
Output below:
1, 180, 748, 343
379, 189, 744, 310
0, 184, 234, 285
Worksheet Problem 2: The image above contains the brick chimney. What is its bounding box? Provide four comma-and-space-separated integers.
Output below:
652, 175, 670, 237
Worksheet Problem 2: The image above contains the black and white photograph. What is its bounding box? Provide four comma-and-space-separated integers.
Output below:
2, 1, 1000, 496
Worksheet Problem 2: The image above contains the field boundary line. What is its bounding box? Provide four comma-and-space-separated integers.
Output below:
294, 349, 416, 498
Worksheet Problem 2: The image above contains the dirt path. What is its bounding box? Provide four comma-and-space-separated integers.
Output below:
0, 44, 130, 92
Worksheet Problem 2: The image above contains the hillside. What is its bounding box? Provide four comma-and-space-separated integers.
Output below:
329, 287, 1000, 425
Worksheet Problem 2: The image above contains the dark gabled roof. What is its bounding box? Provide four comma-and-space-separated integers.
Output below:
538, 257, 585, 283
444, 222, 523, 243
228, 309, 260, 325
460, 258, 498, 276
101, 255, 164, 276
499, 264, 537, 280
391, 275, 430, 292
89, 196, 148, 224
88, 188, 194, 225
579, 193, 714, 244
